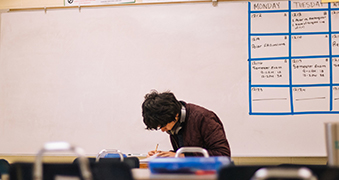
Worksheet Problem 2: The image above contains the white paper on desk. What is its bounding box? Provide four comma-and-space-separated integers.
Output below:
139, 153, 159, 163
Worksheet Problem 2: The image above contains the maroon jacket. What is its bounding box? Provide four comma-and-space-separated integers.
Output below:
169, 102, 231, 157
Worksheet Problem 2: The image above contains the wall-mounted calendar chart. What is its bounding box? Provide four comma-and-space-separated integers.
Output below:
249, 0, 339, 115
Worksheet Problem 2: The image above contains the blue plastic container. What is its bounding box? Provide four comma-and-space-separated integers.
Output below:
104, 153, 127, 158
148, 156, 232, 174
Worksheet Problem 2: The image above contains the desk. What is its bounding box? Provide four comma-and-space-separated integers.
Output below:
132, 169, 216, 180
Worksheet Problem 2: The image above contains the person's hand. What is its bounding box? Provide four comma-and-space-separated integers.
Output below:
147, 150, 162, 157
157, 151, 185, 157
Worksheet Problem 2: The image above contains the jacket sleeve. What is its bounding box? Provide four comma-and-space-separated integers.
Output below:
200, 113, 231, 157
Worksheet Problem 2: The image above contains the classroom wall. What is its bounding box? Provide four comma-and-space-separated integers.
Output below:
0, 0, 329, 165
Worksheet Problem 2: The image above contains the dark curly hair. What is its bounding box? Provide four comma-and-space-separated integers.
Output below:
142, 90, 182, 130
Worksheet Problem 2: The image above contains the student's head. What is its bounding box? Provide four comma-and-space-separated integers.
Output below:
142, 90, 182, 131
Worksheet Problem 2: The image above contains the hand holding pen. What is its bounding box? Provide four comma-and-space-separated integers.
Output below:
147, 144, 161, 157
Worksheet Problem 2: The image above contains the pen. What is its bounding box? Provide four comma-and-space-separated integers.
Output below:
155, 144, 159, 153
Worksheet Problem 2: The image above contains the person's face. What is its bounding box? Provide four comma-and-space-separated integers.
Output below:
159, 113, 179, 132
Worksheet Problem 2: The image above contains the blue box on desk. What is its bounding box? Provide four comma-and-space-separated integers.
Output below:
148, 156, 232, 174
104, 153, 127, 158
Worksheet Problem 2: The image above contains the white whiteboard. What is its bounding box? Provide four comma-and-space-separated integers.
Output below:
0, 0, 337, 157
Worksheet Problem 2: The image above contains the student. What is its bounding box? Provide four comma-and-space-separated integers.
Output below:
142, 90, 231, 157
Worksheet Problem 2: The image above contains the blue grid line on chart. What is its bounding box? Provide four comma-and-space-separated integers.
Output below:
328, 3, 333, 111
251, 84, 334, 88
250, 111, 339, 116
288, 0, 293, 114
248, 1, 253, 114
